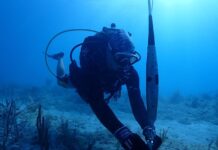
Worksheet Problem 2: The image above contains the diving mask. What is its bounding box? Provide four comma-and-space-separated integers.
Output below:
114, 51, 141, 67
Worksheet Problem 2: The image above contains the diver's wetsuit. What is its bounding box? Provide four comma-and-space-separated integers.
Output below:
68, 33, 150, 134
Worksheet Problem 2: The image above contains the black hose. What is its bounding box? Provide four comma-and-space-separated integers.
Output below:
45, 29, 99, 79
70, 43, 83, 62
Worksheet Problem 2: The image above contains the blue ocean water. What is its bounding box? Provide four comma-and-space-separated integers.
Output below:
1, 0, 218, 96
0, 1, 218, 149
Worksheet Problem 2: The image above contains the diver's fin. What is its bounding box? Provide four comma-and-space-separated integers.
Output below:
146, 0, 159, 126
47, 52, 64, 60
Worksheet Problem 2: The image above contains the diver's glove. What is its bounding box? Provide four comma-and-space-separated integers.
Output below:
143, 126, 162, 150
114, 126, 149, 150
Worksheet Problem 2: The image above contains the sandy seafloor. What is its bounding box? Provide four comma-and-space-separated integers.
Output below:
0, 86, 218, 150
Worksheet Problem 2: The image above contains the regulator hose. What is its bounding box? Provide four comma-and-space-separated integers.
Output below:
45, 29, 99, 79
69, 43, 84, 62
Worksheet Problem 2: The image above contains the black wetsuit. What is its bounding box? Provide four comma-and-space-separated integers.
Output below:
69, 32, 150, 134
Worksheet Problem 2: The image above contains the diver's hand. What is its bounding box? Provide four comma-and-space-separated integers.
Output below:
143, 127, 162, 150
143, 126, 156, 142
146, 135, 162, 150
121, 133, 150, 150
114, 126, 149, 150
153, 135, 162, 150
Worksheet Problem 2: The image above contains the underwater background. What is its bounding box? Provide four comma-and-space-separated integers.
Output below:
0, 0, 218, 149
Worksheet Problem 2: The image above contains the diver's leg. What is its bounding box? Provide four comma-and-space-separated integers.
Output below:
56, 58, 65, 77
47, 52, 65, 77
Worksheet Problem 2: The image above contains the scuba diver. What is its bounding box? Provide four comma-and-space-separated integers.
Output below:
47, 23, 162, 150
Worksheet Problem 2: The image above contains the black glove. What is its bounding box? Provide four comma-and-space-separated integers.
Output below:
122, 133, 150, 150
151, 135, 162, 150
114, 126, 149, 150
143, 127, 162, 150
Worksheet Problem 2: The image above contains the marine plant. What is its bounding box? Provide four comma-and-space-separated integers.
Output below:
159, 128, 169, 142
215, 136, 218, 149
207, 139, 214, 150
86, 136, 96, 150
36, 104, 50, 150
206, 137, 218, 150
55, 118, 96, 150
56, 119, 77, 149
0, 99, 23, 150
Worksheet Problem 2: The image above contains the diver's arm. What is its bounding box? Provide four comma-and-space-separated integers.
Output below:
82, 83, 148, 150
126, 67, 151, 129
87, 89, 124, 133
126, 67, 161, 147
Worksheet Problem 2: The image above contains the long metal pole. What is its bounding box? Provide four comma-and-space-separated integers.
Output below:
146, 0, 159, 126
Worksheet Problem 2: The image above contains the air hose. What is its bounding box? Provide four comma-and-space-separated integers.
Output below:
45, 29, 99, 79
